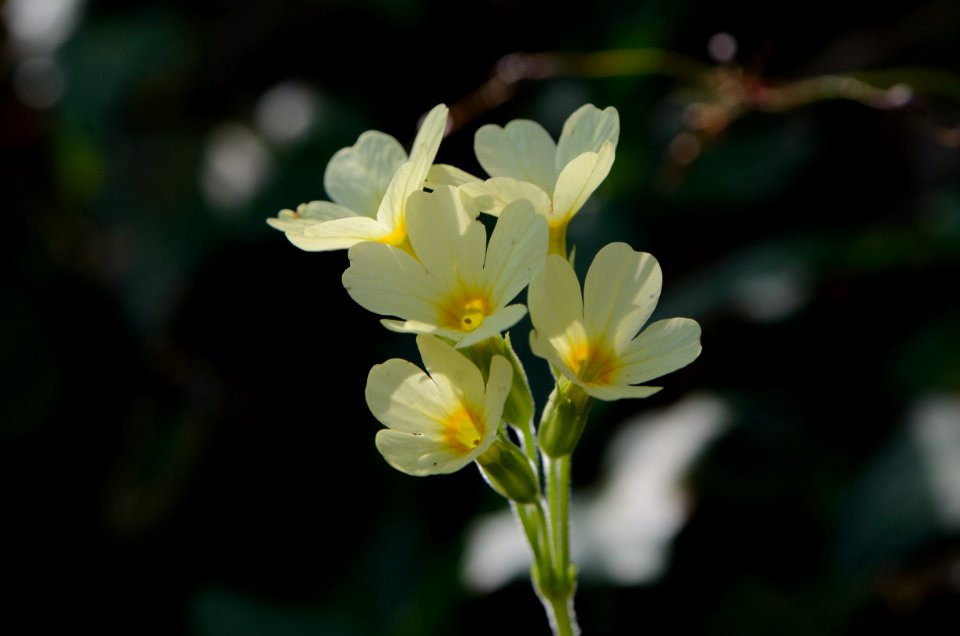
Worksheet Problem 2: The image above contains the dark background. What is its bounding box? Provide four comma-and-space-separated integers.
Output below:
4, 0, 960, 633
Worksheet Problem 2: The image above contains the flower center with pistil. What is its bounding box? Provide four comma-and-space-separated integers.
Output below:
565, 340, 617, 385
440, 293, 491, 332
442, 405, 484, 455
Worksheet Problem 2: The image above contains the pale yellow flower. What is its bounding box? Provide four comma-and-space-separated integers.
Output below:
342, 185, 548, 348
267, 104, 448, 251
528, 242, 701, 400
367, 334, 513, 475
431, 104, 619, 255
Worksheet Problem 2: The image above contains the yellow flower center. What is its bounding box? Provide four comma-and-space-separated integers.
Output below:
442, 405, 484, 456
440, 293, 491, 332
565, 340, 617, 385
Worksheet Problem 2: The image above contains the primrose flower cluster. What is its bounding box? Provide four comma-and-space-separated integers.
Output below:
268, 103, 701, 633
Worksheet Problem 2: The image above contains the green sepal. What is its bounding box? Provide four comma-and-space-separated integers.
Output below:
499, 332, 535, 430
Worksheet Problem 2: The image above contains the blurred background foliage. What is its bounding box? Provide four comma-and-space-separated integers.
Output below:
3, 0, 960, 634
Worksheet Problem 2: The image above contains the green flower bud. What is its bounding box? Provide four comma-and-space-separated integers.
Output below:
476, 436, 540, 503
538, 380, 592, 458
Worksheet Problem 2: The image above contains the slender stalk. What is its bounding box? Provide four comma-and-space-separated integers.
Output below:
542, 454, 579, 636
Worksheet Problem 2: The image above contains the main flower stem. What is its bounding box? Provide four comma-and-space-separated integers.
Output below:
543, 453, 578, 636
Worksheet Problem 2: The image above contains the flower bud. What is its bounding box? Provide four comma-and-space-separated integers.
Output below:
476, 436, 540, 503
538, 380, 592, 458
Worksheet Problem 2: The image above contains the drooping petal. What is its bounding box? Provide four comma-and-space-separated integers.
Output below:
266, 200, 357, 233
551, 141, 615, 222
375, 429, 473, 476
482, 199, 548, 307
288, 215, 390, 251
380, 304, 528, 349
475, 119, 558, 194
577, 383, 662, 402
583, 243, 662, 350
616, 318, 702, 385
460, 177, 552, 218
365, 358, 448, 435
555, 104, 620, 172
342, 241, 440, 323
455, 304, 528, 349
324, 130, 407, 216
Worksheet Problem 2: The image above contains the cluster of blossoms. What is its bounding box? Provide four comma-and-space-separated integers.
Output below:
268, 103, 701, 634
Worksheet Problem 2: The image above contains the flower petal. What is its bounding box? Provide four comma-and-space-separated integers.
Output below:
475, 119, 558, 193
288, 216, 389, 251
366, 358, 448, 435
375, 429, 473, 475
583, 243, 662, 350
551, 141, 615, 222
426, 163, 482, 188
578, 383, 662, 402
616, 318, 702, 385
324, 130, 407, 216
527, 254, 586, 364
373, 105, 447, 230
406, 187, 484, 291
455, 304, 528, 349
483, 199, 548, 307
342, 241, 440, 322
416, 334, 485, 410
555, 104, 620, 171
460, 177, 552, 218
408, 104, 449, 187
266, 200, 357, 233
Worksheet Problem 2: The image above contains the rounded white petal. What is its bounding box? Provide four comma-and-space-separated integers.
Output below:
342, 241, 439, 322
583, 243, 662, 349
475, 119, 558, 193
551, 141, 615, 222
375, 429, 473, 476
288, 215, 389, 251
366, 358, 448, 435
483, 200, 549, 307
460, 178, 551, 218
617, 318, 702, 385
324, 130, 407, 216
555, 104, 620, 171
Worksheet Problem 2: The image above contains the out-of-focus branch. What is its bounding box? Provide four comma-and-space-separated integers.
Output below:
446, 49, 960, 149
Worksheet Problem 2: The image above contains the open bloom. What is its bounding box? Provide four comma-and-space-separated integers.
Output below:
342, 185, 548, 348
431, 104, 618, 255
367, 334, 513, 475
267, 104, 448, 251
528, 242, 701, 400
